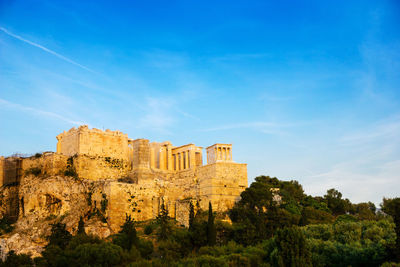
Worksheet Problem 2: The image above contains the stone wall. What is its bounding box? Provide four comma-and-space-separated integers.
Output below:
0, 125, 249, 236
131, 139, 150, 169
56, 125, 129, 161
198, 162, 247, 211
1, 157, 22, 186
73, 155, 130, 181
21, 153, 68, 177
0, 185, 19, 221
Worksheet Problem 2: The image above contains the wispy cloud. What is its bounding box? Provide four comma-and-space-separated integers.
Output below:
339, 114, 400, 146
305, 159, 400, 205
302, 114, 400, 204
0, 98, 87, 126
0, 26, 96, 74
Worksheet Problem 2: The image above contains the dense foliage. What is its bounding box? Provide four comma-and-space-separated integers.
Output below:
1, 175, 399, 267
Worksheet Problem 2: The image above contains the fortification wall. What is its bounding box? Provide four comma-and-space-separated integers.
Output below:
57, 126, 129, 161
0, 185, 19, 221
73, 155, 130, 181
104, 161, 247, 229
56, 129, 79, 157
198, 162, 247, 211
1, 157, 22, 186
79, 128, 129, 161
21, 153, 68, 177
0, 126, 249, 233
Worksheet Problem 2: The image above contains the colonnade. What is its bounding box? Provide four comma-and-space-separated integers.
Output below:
173, 150, 191, 171
215, 146, 232, 161
206, 144, 233, 164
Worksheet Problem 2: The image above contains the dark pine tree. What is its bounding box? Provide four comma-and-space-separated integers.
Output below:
47, 223, 72, 249
207, 202, 216, 246
382, 197, 400, 261
189, 201, 195, 231
157, 201, 171, 241
77, 216, 85, 235
119, 214, 138, 250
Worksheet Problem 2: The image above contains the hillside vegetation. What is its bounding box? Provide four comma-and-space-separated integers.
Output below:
1, 176, 399, 267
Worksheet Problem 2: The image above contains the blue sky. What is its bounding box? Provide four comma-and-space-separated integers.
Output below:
1, 0, 399, 204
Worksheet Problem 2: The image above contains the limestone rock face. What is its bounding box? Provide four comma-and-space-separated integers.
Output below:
18, 175, 89, 231
0, 174, 114, 257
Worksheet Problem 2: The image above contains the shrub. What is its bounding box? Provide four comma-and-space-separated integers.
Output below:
0, 250, 33, 267
178, 255, 228, 267
144, 224, 153, 235
0, 217, 15, 234
71, 242, 124, 266
64, 168, 78, 178
381, 262, 400, 267
25, 167, 41, 177
64, 156, 78, 178
118, 177, 136, 184
47, 223, 72, 249
136, 239, 154, 259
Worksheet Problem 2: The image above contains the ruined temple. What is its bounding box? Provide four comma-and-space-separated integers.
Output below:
0, 125, 248, 237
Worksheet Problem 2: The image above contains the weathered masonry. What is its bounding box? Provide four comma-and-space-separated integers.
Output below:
0, 125, 248, 229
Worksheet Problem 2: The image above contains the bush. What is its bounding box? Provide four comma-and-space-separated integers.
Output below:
47, 223, 72, 249
64, 168, 78, 178
71, 242, 124, 266
158, 240, 182, 262
144, 224, 153, 235
178, 255, 228, 267
25, 167, 41, 177
136, 239, 154, 259
0, 217, 15, 234
0, 250, 33, 267
381, 262, 400, 267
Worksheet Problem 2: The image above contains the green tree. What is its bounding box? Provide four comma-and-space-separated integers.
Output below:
207, 202, 216, 246
300, 206, 334, 225
189, 201, 195, 231
47, 222, 72, 249
273, 226, 312, 267
229, 176, 303, 245
350, 202, 376, 220
229, 176, 274, 244
382, 197, 400, 261
157, 201, 171, 241
324, 188, 350, 216
189, 209, 208, 249
113, 214, 138, 251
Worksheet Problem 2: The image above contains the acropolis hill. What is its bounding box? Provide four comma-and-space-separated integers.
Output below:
0, 125, 247, 256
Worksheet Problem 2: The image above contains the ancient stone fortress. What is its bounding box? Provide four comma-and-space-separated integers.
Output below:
0, 125, 247, 234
